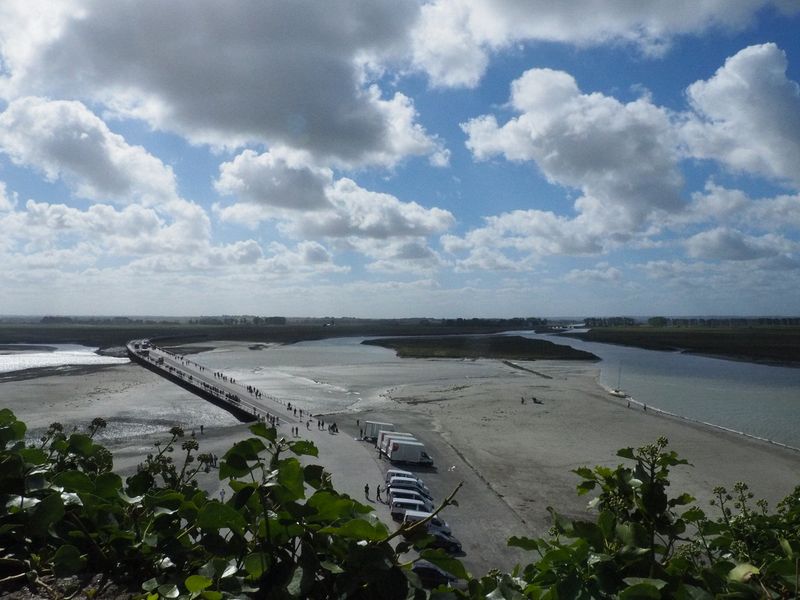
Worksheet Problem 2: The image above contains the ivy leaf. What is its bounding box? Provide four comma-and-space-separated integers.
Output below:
53, 544, 85, 577
419, 548, 469, 580
320, 518, 388, 541
53, 470, 94, 494
0, 419, 26, 447
244, 552, 271, 578
158, 584, 180, 598
619, 582, 663, 599
31, 493, 65, 534
320, 561, 344, 574
198, 502, 247, 536
277, 458, 305, 499
94, 473, 123, 498
185, 575, 213, 593
249, 421, 277, 442
67, 433, 94, 456
507, 536, 539, 552
728, 563, 759, 582
288, 440, 318, 457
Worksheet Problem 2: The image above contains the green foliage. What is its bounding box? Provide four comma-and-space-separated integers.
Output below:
0, 410, 440, 598
2, 409, 799, 599
451, 437, 800, 599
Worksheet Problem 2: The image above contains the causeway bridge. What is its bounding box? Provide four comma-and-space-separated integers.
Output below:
125, 339, 302, 426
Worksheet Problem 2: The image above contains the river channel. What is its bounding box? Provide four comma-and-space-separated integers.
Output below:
517, 331, 800, 449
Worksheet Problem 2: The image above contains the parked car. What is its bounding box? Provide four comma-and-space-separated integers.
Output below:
389, 497, 430, 521
411, 560, 458, 589
387, 488, 435, 511
402, 508, 451, 535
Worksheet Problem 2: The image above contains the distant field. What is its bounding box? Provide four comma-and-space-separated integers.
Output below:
564, 327, 800, 365
0, 321, 537, 349
362, 335, 599, 361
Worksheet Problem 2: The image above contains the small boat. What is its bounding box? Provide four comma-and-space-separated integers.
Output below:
609, 365, 627, 397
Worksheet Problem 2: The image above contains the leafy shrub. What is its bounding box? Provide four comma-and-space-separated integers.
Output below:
1, 409, 798, 599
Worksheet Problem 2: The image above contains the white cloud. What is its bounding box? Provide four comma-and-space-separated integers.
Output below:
348, 238, 445, 273
685, 227, 794, 261
454, 68, 684, 268
681, 182, 800, 231
464, 68, 683, 230
0, 181, 16, 212
216, 150, 455, 243
215, 148, 332, 212
682, 43, 800, 185
412, 0, 797, 88
564, 265, 622, 283
0, 97, 179, 205
0, 0, 446, 168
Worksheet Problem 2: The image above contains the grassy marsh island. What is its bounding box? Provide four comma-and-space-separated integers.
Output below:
362, 334, 599, 360
563, 326, 800, 366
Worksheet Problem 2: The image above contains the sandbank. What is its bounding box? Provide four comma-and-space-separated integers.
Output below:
2, 348, 798, 577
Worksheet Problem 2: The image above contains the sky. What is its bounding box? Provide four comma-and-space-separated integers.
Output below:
1, 1, 799, 318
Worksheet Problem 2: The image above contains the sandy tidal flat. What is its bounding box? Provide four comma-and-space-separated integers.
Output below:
2, 345, 798, 575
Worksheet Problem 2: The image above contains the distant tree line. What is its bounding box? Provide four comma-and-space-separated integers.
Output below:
584, 316, 800, 328
584, 317, 637, 327
188, 316, 287, 326
440, 317, 548, 327
40, 316, 179, 325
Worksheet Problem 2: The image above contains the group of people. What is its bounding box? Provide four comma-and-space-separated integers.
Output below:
364, 483, 387, 503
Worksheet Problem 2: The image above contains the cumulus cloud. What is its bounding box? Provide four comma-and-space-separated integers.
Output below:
412, 0, 796, 88
682, 43, 800, 185
681, 182, 800, 231
0, 97, 180, 205
0, 0, 446, 167
564, 264, 623, 283
453, 68, 684, 268
685, 227, 794, 261
464, 68, 683, 228
215, 148, 332, 212
0, 182, 16, 212
216, 149, 455, 244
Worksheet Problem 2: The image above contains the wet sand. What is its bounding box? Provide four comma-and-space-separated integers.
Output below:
2, 351, 798, 576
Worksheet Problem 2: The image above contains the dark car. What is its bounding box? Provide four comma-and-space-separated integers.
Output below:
411, 560, 458, 589
427, 530, 463, 554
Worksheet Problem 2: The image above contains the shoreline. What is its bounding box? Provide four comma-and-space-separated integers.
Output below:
2, 342, 799, 575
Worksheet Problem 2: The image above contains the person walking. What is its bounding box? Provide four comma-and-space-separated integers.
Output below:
364, 484, 370, 500
375, 484, 382, 502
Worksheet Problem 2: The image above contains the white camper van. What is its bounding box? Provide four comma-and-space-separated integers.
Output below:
402, 509, 452, 535
385, 439, 434, 466
363, 421, 393, 441
389, 497, 429, 521
388, 476, 432, 500
386, 488, 434, 511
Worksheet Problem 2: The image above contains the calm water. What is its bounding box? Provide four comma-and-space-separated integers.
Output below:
193, 334, 800, 448
516, 331, 800, 449
0, 344, 129, 374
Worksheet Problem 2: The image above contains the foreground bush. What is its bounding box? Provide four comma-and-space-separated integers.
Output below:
1, 409, 798, 599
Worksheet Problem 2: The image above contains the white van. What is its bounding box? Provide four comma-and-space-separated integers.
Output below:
388, 476, 432, 500
387, 487, 434, 511
390, 497, 428, 521
402, 509, 452, 535
385, 468, 415, 484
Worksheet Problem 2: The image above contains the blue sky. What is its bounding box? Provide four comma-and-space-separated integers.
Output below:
0, 1, 799, 317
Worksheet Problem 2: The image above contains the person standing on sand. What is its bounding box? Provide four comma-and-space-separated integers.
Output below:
364, 484, 369, 500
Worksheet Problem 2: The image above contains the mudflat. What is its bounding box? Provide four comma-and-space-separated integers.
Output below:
2, 353, 798, 577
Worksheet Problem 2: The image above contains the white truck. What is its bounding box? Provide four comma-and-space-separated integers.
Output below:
363, 421, 393, 441
380, 432, 417, 455
386, 439, 434, 466
377, 430, 412, 450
